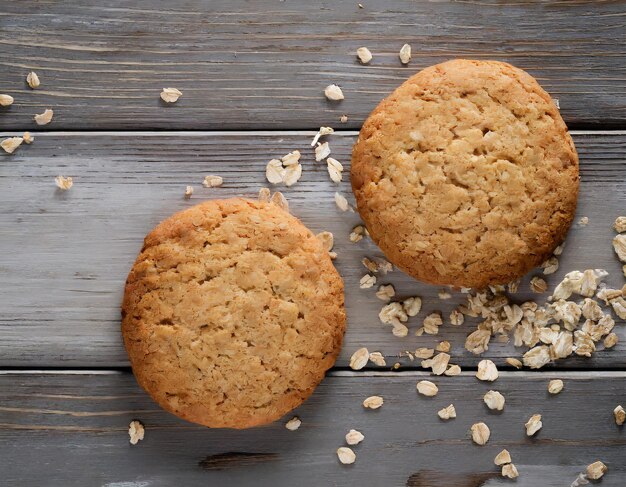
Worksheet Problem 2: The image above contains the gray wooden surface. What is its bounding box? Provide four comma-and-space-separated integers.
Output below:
1, 1, 626, 485
0, 1, 625, 131
1, 371, 624, 487
1, 131, 625, 369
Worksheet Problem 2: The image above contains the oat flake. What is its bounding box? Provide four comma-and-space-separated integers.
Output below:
202, 175, 223, 188
548, 379, 564, 394
26, 71, 40, 89
0, 94, 14, 106
470, 422, 490, 445
586, 461, 607, 480
369, 351, 386, 367
285, 416, 301, 431
363, 395, 383, 409
160, 87, 182, 103
34, 109, 53, 126
525, 414, 542, 436
337, 447, 356, 464
356, 47, 373, 64
128, 420, 145, 445
349, 347, 370, 370
437, 404, 456, 420
55, 175, 73, 190
345, 429, 365, 445
324, 84, 344, 101
334, 192, 350, 211
1, 137, 23, 154
399, 44, 411, 64
494, 449, 511, 466
483, 390, 505, 411
476, 359, 498, 381
416, 380, 438, 397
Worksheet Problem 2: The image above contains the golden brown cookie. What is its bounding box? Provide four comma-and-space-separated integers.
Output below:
352, 59, 579, 289
122, 198, 345, 428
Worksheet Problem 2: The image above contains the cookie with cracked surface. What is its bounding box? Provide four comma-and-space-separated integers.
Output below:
122, 198, 345, 428
351, 59, 578, 289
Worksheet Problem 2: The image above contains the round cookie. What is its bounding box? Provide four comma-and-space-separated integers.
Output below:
122, 198, 345, 429
351, 59, 579, 289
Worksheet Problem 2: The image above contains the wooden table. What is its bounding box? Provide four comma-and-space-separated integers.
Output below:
1, 1, 625, 485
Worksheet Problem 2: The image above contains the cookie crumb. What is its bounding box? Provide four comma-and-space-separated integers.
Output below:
345, 429, 364, 445
23, 131, 34, 144
416, 380, 438, 397
350, 225, 366, 243
349, 347, 369, 370
202, 175, 223, 188
399, 44, 411, 64
184, 185, 193, 199
160, 87, 182, 103
258, 187, 271, 202
525, 414, 542, 436
356, 47, 373, 64
55, 175, 73, 190
0, 94, 14, 106
34, 108, 53, 126
363, 395, 383, 409
26, 71, 40, 89
128, 420, 145, 445
285, 416, 301, 431
1, 137, 23, 154
340, 114, 348, 123
316, 231, 334, 252
470, 422, 490, 445
324, 84, 344, 101
548, 379, 564, 394
578, 216, 589, 226
270, 191, 289, 211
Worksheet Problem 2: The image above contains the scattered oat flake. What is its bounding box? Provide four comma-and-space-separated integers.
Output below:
369, 351, 386, 367
356, 47, 373, 64
604, 332, 618, 349
465, 329, 491, 355
345, 429, 364, 446
184, 185, 193, 199
586, 461, 607, 480
613, 216, 626, 233
160, 87, 182, 103
470, 422, 490, 445
258, 187, 271, 202
506, 357, 523, 369
423, 312, 443, 334
281, 150, 301, 166
438, 404, 456, 420
438, 290, 452, 300
414, 348, 434, 359
508, 279, 521, 293
375, 284, 395, 302
444, 364, 461, 376
613, 234, 626, 262
0, 94, 14, 106
436, 341, 450, 353
327, 157, 343, 183
542, 256, 560, 275
283, 163, 302, 187
26, 71, 40, 89
530, 276, 548, 293
270, 191, 289, 211
202, 175, 223, 188
502, 463, 519, 479
494, 449, 511, 466
525, 414, 542, 436
449, 309, 464, 326
359, 274, 376, 289
34, 109, 53, 126
340, 114, 348, 123
523, 345, 551, 369
266, 159, 285, 184
334, 192, 350, 211
578, 216, 589, 226
613, 405, 625, 426
337, 447, 356, 465
349, 347, 369, 370
285, 416, 301, 431
314, 142, 331, 162
55, 175, 73, 190
476, 360, 498, 382
403, 297, 422, 317
311, 126, 334, 147
128, 420, 144, 445
350, 225, 366, 243
483, 390, 505, 411
1, 137, 23, 154
23, 131, 34, 144
553, 243, 565, 256
316, 231, 334, 251
429, 352, 450, 375
324, 84, 344, 101
548, 379, 564, 394
416, 380, 438, 397
399, 44, 411, 64
363, 395, 383, 409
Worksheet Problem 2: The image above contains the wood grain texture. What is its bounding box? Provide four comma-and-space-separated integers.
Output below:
0, 131, 625, 369
0, 0, 625, 131
0, 371, 624, 486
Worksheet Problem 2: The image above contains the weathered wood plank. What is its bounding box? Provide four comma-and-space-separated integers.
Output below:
0, 1, 625, 131
0, 371, 624, 486
0, 131, 625, 369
